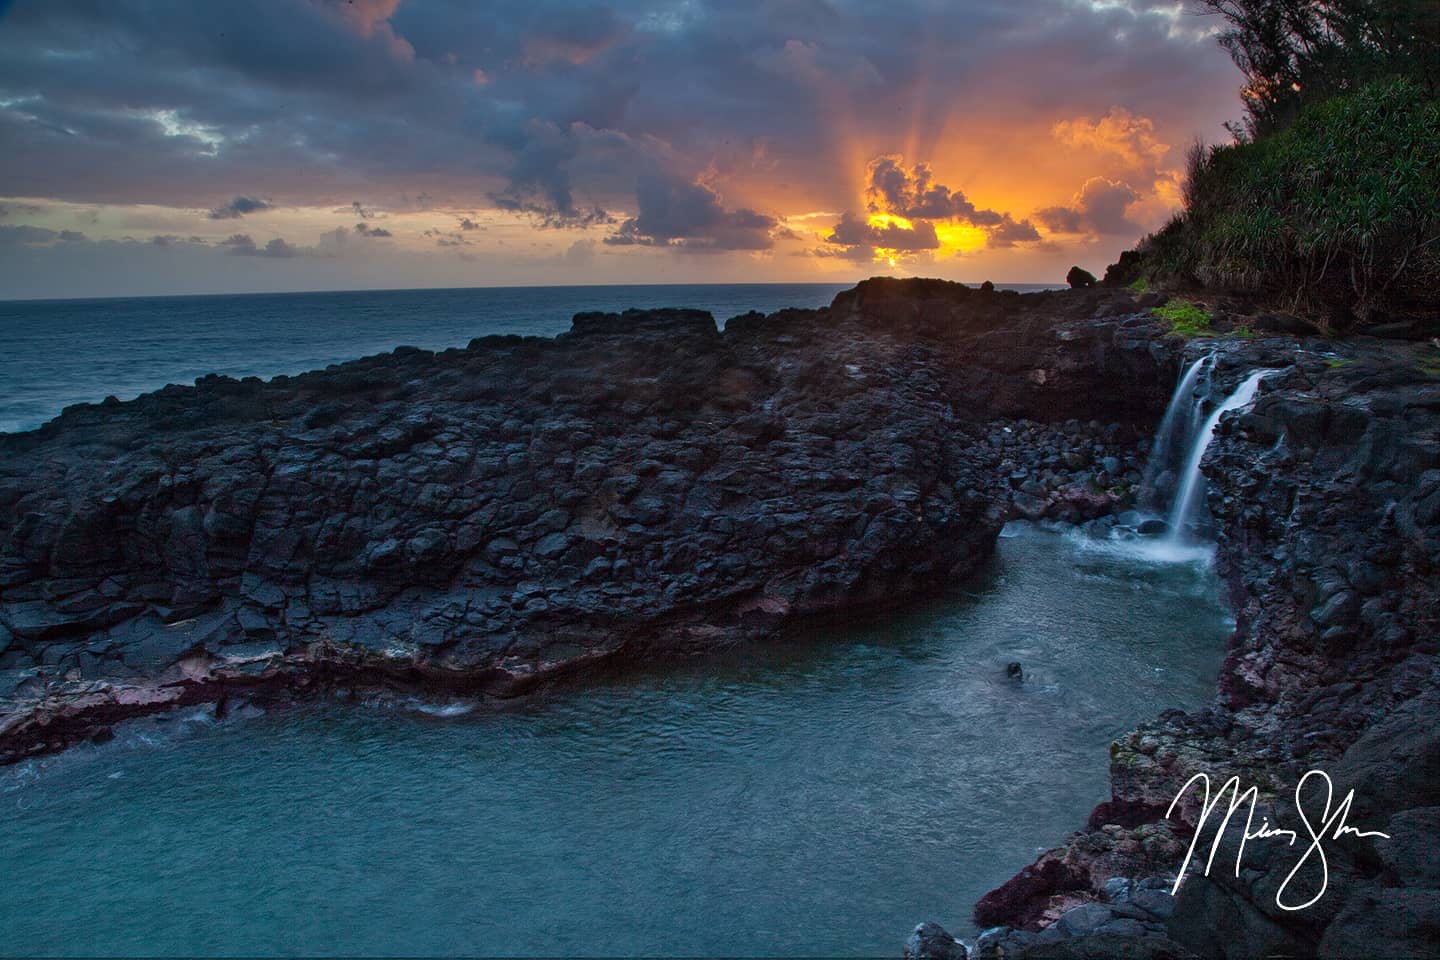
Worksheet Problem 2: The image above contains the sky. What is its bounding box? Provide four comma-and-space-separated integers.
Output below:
0, 0, 1244, 298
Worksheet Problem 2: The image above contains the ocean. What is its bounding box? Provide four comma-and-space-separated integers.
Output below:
0, 282, 1054, 434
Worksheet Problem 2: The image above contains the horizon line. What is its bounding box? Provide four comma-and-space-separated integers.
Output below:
0, 277, 1065, 305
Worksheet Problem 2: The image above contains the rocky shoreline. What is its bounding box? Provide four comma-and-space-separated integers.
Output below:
3, 278, 1437, 958
0, 279, 1164, 762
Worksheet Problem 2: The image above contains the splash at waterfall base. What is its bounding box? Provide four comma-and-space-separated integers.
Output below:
1082, 358, 1283, 566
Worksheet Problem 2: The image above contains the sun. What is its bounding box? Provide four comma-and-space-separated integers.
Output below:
934, 222, 987, 255
868, 212, 914, 230
864, 211, 986, 266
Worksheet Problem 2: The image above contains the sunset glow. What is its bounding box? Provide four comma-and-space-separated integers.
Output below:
0, 0, 1243, 297
934, 222, 989, 256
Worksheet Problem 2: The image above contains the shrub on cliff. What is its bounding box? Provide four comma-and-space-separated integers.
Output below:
1139, 77, 1439, 330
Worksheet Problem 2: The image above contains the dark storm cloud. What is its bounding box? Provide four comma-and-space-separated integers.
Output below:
0, 0, 1238, 241
605, 173, 776, 251
354, 222, 393, 237
208, 196, 274, 219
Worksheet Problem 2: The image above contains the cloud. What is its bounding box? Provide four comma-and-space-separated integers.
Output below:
816, 155, 1040, 262
605, 173, 776, 251
986, 214, 1043, 247
424, 226, 469, 245
0, 0, 1235, 212
0, 224, 91, 247
0, 0, 1241, 289
207, 195, 273, 219
564, 237, 597, 264
0, 224, 62, 246
0, 201, 44, 220
354, 222, 393, 237
1035, 176, 1141, 236
220, 233, 301, 257
1052, 107, 1170, 175
487, 120, 631, 227
827, 210, 938, 251
519, 4, 626, 66
866, 156, 981, 222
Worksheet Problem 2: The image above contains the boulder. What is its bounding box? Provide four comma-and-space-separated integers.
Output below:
905, 922, 967, 960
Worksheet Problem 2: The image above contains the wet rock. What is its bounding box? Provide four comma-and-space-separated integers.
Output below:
970, 328, 1440, 958
904, 922, 966, 960
1317, 890, 1440, 960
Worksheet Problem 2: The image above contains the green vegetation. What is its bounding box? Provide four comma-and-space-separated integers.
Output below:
1195, 0, 1438, 138
1141, 78, 1439, 330
1324, 357, 1354, 367
1127, 276, 1150, 295
1133, 3, 1439, 332
1152, 299, 1214, 337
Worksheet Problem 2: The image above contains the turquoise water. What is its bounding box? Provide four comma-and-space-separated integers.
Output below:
0, 524, 1231, 957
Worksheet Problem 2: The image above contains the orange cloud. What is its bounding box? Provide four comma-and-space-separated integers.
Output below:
1052, 107, 1171, 174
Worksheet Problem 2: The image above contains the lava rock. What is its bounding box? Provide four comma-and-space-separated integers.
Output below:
905, 922, 967, 960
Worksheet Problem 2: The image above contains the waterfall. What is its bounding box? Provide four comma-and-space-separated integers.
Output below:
1138, 353, 1213, 510
1164, 369, 1272, 541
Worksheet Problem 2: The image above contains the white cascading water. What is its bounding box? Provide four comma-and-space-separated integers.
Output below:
1164, 369, 1273, 542
1138, 353, 1213, 509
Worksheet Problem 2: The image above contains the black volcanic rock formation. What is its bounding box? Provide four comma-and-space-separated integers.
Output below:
0, 280, 1167, 759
